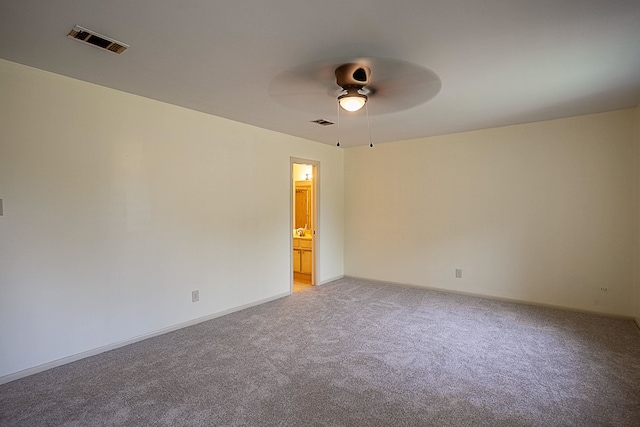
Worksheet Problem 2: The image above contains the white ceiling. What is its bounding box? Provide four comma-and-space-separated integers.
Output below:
1, 0, 639, 148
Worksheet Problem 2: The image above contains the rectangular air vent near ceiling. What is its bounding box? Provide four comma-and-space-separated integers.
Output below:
311, 119, 335, 126
67, 25, 129, 54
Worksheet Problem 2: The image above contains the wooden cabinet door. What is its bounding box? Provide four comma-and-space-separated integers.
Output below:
301, 249, 312, 274
293, 249, 301, 272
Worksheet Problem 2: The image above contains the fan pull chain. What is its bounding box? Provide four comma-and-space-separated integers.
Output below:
365, 102, 373, 148
336, 100, 341, 147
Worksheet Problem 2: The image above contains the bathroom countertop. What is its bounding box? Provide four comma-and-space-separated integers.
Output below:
293, 234, 312, 240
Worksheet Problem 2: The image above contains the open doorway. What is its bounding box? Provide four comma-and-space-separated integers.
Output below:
291, 159, 318, 293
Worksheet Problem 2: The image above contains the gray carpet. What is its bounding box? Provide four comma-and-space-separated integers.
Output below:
1, 277, 640, 426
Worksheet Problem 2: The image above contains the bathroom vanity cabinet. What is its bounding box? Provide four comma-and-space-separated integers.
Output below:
293, 237, 312, 274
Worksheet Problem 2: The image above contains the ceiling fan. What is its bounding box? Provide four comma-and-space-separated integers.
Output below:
268, 57, 442, 146
334, 63, 371, 112
269, 57, 441, 115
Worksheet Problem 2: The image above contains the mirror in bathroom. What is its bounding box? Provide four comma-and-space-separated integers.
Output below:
294, 182, 311, 230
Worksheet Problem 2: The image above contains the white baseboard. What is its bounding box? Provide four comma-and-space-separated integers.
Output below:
0, 291, 290, 386
344, 275, 636, 321
318, 275, 344, 285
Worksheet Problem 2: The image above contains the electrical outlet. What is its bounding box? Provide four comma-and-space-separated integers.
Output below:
192, 290, 199, 302
600, 287, 608, 293
455, 269, 462, 279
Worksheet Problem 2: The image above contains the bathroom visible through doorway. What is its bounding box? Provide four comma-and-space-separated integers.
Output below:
291, 159, 318, 293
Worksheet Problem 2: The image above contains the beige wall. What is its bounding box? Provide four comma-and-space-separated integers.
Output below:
345, 109, 638, 317
0, 59, 344, 379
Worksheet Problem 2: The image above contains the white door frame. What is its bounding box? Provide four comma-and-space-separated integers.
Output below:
290, 157, 319, 292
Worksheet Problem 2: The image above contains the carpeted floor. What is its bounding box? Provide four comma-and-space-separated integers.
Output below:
1, 277, 640, 426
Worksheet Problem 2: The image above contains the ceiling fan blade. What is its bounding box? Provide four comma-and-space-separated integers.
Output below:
367, 70, 442, 114
268, 57, 441, 116
268, 59, 342, 114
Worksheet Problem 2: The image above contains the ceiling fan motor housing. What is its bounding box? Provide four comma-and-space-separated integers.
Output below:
335, 63, 371, 88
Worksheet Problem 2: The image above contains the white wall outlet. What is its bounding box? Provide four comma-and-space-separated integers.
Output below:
455, 269, 462, 278
192, 290, 199, 302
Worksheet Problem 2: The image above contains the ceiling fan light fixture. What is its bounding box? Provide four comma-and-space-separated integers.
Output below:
338, 87, 368, 112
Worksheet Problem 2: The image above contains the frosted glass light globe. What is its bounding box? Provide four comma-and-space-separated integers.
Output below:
339, 95, 367, 112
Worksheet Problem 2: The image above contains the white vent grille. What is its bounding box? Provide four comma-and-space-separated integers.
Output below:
67, 25, 129, 54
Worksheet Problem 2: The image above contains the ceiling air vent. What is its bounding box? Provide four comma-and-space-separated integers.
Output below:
311, 119, 334, 126
67, 25, 129, 54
